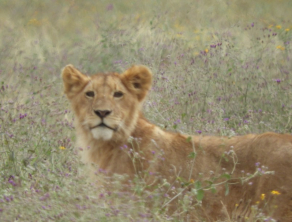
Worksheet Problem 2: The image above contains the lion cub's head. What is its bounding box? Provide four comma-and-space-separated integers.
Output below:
62, 65, 152, 142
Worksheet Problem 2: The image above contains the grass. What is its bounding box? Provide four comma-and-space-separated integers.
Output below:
0, 0, 292, 221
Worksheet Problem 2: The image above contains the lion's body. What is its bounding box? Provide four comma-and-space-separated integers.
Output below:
62, 65, 292, 221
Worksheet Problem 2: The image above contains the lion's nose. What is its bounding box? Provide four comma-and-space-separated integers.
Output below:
94, 110, 112, 118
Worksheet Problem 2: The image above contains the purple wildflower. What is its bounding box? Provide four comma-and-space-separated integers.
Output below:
106, 4, 113, 11
40, 193, 50, 201
8, 179, 16, 187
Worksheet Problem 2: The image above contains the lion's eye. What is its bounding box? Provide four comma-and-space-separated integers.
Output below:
85, 91, 95, 97
113, 91, 123, 98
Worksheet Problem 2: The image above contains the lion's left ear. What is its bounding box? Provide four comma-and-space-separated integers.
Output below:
61, 64, 90, 99
121, 65, 152, 101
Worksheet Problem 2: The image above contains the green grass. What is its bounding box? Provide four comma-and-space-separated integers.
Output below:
1, 0, 292, 221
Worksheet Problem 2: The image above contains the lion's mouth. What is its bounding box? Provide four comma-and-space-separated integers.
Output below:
90, 122, 117, 131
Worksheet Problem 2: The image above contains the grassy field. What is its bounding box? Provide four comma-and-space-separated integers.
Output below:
1, 0, 292, 221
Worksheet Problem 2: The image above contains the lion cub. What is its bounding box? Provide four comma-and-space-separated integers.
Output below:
62, 64, 292, 221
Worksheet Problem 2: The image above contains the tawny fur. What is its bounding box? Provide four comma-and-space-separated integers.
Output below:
62, 64, 292, 221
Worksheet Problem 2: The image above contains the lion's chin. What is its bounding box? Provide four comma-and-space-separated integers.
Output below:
91, 127, 114, 141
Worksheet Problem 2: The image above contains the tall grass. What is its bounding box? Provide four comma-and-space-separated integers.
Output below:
0, 0, 292, 221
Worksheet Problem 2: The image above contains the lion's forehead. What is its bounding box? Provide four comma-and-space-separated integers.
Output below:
86, 73, 126, 93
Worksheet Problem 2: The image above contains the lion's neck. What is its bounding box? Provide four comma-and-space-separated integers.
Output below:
131, 115, 155, 138
76, 115, 161, 175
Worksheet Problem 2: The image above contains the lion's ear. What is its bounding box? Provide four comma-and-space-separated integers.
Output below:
121, 65, 152, 101
61, 64, 89, 98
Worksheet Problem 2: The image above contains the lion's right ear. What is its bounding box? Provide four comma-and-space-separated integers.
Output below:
121, 65, 152, 101
61, 64, 89, 98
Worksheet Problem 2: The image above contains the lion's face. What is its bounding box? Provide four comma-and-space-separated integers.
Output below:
62, 65, 152, 142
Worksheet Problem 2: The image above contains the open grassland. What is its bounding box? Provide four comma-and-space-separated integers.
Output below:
1, 0, 292, 221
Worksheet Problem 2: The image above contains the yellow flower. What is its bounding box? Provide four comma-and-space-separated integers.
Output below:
59, 146, 66, 150
271, 190, 281, 195
276, 45, 285, 51
235, 203, 239, 207
276, 25, 282, 29
256, 201, 260, 205
260, 193, 265, 200
205, 49, 209, 53
174, 22, 185, 31
189, 179, 195, 183
28, 18, 41, 26
285, 28, 290, 32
